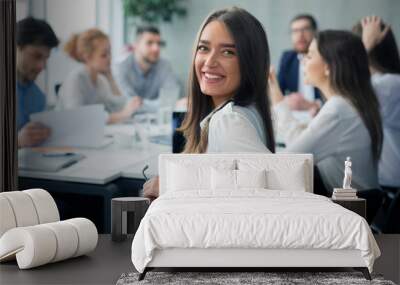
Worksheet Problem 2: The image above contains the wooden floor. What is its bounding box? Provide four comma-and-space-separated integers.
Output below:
374, 234, 400, 284
0, 235, 133, 285
0, 235, 399, 285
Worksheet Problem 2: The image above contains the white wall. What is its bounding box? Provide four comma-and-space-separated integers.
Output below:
16, 0, 30, 21
25, 0, 400, 105
28, 0, 104, 106
44, 0, 97, 105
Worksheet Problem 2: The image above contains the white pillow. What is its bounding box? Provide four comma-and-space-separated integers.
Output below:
236, 169, 267, 189
211, 168, 236, 190
166, 159, 235, 192
167, 162, 210, 191
267, 165, 306, 191
238, 160, 307, 192
211, 168, 267, 190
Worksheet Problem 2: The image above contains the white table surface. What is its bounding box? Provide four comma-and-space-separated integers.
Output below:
18, 120, 289, 185
18, 124, 172, 184
122, 153, 162, 180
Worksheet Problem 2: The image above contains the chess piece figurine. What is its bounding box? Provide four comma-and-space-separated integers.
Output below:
343, 157, 352, 189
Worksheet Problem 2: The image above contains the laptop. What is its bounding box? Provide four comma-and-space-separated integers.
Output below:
172, 111, 186, 153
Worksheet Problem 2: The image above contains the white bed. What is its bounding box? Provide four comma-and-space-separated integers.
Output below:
131, 154, 380, 280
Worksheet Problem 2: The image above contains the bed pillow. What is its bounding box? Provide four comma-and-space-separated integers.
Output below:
211, 168, 236, 190
211, 168, 267, 190
166, 160, 235, 192
238, 160, 307, 192
266, 164, 306, 191
167, 162, 210, 191
236, 169, 267, 189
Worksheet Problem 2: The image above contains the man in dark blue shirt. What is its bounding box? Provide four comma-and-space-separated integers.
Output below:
277, 14, 322, 113
16, 17, 59, 148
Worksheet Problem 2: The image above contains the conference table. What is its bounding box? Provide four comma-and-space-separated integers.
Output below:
18, 123, 172, 233
18, 113, 292, 233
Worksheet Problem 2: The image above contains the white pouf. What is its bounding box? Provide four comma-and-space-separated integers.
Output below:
0, 218, 98, 269
24, 188, 60, 223
0, 189, 98, 269
1, 191, 39, 227
0, 196, 17, 237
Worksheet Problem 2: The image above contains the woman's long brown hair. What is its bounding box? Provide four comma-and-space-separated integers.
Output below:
316, 30, 383, 162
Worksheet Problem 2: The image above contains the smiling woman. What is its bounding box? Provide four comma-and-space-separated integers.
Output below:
144, 7, 275, 200
194, 21, 240, 107
180, 6, 275, 154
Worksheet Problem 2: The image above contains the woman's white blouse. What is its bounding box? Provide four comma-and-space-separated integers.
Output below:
56, 66, 126, 113
201, 102, 270, 153
372, 73, 400, 187
274, 95, 379, 191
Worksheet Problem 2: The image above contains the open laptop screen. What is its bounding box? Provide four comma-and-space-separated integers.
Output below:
172, 112, 186, 153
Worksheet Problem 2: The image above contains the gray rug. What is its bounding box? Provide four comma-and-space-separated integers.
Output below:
116, 271, 396, 285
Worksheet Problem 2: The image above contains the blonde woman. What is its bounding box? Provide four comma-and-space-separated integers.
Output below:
57, 28, 142, 123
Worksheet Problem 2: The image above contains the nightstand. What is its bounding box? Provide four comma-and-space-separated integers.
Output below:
331, 198, 366, 219
111, 197, 150, 242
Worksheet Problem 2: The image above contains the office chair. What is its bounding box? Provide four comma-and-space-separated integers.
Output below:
371, 186, 400, 234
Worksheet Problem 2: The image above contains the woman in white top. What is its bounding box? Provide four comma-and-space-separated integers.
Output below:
270, 30, 383, 193
353, 17, 400, 188
144, 7, 276, 199
57, 28, 142, 124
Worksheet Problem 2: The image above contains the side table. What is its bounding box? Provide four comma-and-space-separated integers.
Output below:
331, 197, 366, 219
111, 197, 150, 241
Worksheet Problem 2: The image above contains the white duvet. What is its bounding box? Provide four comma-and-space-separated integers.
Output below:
131, 190, 380, 273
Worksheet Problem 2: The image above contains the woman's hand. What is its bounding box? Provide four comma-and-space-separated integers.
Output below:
284, 93, 321, 115
123, 96, 143, 117
107, 96, 143, 124
308, 101, 321, 117
268, 67, 284, 105
18, 122, 51, 148
143, 176, 160, 201
102, 68, 124, 97
361, 16, 390, 51
284, 93, 309, 110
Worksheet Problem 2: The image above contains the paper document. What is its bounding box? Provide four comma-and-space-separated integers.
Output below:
18, 148, 85, 172
30, 105, 108, 148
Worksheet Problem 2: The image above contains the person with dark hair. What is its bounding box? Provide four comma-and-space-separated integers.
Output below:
353, 16, 400, 188
144, 7, 275, 199
277, 14, 322, 114
270, 30, 383, 194
114, 25, 180, 113
16, 17, 59, 148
